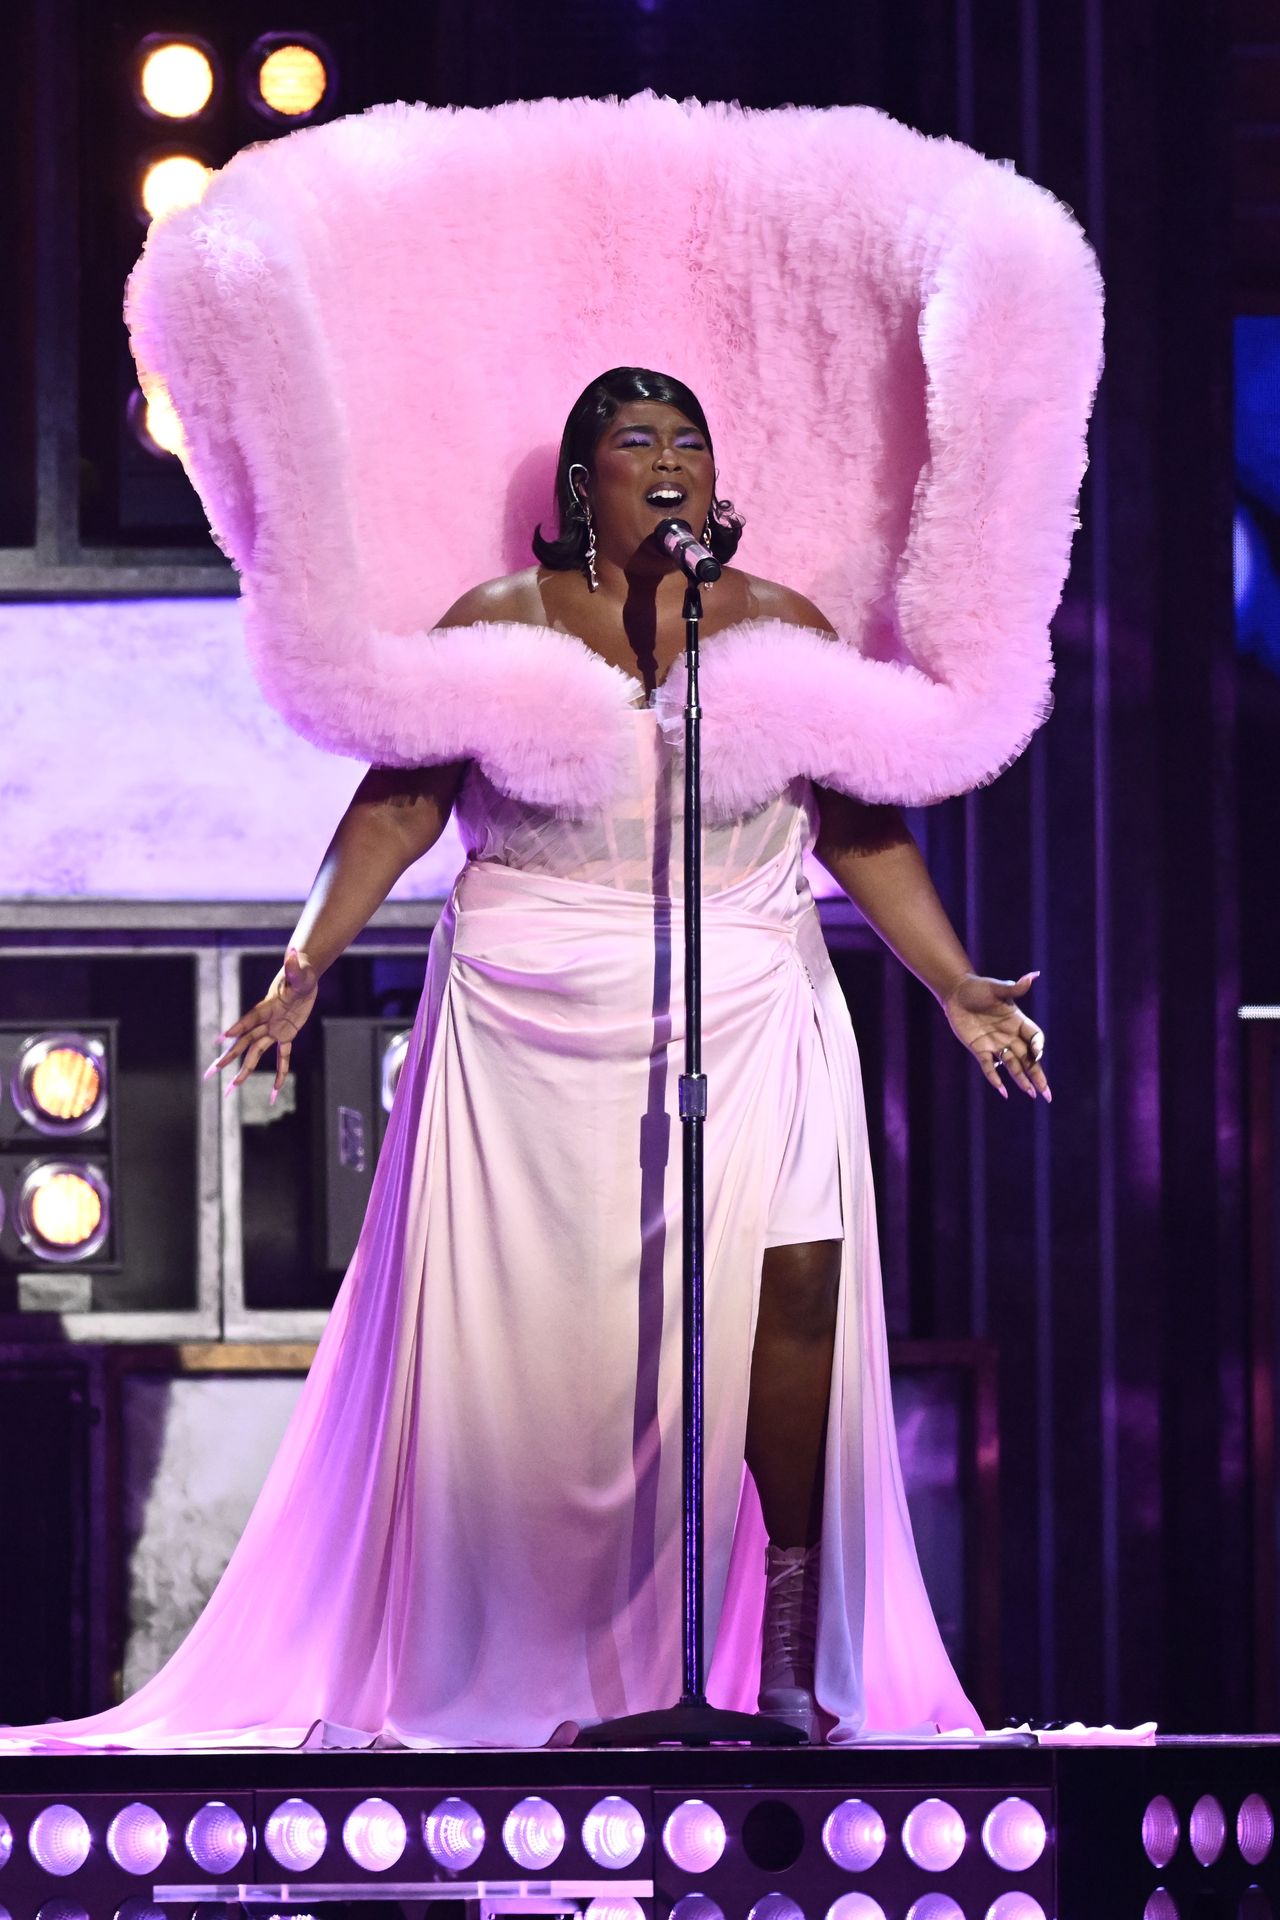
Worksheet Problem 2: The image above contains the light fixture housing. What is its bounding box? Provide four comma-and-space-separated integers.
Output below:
241, 32, 336, 125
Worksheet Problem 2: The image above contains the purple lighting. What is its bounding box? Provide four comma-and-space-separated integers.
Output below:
747, 1897, 804, 1920
582, 1797, 646, 1869
1142, 1894, 1178, 1920
901, 1800, 967, 1873
28, 1806, 91, 1877
263, 1797, 327, 1871
423, 1797, 485, 1870
670, 1898, 725, 1920
1189, 1794, 1225, 1867
663, 1801, 727, 1873
0, 1815, 10, 1867
981, 1798, 1047, 1872
822, 1800, 886, 1873
184, 1802, 247, 1873
985, 1898, 1048, 1920
106, 1804, 169, 1875
826, 1898, 888, 1920
1142, 1796, 1180, 1869
584, 1902, 646, 1920
1239, 1794, 1275, 1866
905, 1898, 965, 1920
342, 1798, 407, 1872
503, 1797, 565, 1870
32, 1905, 89, 1920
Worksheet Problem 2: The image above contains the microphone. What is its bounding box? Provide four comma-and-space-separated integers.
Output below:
653, 517, 722, 584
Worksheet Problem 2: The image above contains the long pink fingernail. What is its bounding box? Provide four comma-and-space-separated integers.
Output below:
1043, 1088, 1053, 1103
269, 1087, 278, 1107
202, 1063, 218, 1081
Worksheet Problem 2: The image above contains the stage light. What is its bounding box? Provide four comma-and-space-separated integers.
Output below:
16, 1161, 110, 1261
115, 1903, 167, 1920
380, 1030, 412, 1113
342, 1798, 406, 1872
985, 1898, 1047, 1920
28, 1804, 91, 1876
139, 154, 213, 223
1239, 1794, 1275, 1866
136, 39, 216, 119
1239, 1889, 1273, 1919
1142, 1796, 1181, 1869
582, 1797, 646, 1869
981, 1798, 1047, 1872
585, 1903, 646, 1920
905, 1898, 965, 1920
1190, 1794, 1226, 1867
0, 1812, 10, 1865
107, 1803, 168, 1874
423, 1797, 485, 1870
245, 35, 334, 122
503, 1797, 565, 1870
263, 1797, 327, 1871
1142, 1894, 1178, 1920
14, 1035, 106, 1134
902, 1799, 967, 1873
128, 385, 185, 460
35, 1905, 89, 1920
671, 1901, 725, 1920
663, 1801, 727, 1873
826, 1897, 887, 1920
823, 1799, 887, 1872
748, 1898, 804, 1920
185, 1802, 247, 1873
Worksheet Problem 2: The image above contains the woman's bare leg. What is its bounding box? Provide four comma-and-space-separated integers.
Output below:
745, 1238, 841, 1548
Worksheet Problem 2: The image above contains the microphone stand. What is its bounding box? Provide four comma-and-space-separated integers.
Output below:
577, 575, 803, 1748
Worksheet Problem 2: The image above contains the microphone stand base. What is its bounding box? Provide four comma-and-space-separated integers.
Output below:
573, 1699, 806, 1748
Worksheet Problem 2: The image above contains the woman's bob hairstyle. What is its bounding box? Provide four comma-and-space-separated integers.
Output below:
532, 366, 744, 573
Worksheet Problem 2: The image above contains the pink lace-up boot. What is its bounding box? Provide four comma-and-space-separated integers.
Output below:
758, 1539, 823, 1742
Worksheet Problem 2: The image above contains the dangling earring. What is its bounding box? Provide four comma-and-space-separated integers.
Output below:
568, 462, 599, 593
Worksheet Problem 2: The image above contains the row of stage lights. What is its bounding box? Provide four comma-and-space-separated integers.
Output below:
1143, 1790, 1275, 1870
126, 31, 337, 464
0, 1030, 114, 1265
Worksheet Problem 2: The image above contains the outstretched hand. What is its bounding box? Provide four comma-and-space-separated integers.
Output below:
942, 970, 1050, 1101
205, 945, 319, 1103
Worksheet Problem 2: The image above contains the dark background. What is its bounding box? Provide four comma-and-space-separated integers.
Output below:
3, 0, 1277, 1735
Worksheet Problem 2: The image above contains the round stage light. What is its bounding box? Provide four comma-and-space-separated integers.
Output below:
982, 1798, 1047, 1872
582, 1797, 646, 1869
34, 1905, 89, 1920
139, 153, 213, 223
585, 1903, 646, 1920
136, 39, 216, 118
747, 1897, 804, 1920
128, 385, 185, 460
28, 1805, 91, 1876
263, 1797, 327, 1871
823, 1799, 886, 1872
905, 1898, 965, 1920
1190, 1794, 1226, 1867
663, 1800, 727, 1873
0, 1813, 10, 1866
14, 1035, 106, 1133
826, 1897, 887, 1920
902, 1799, 967, 1873
1239, 1794, 1275, 1866
342, 1797, 406, 1872
1142, 1893, 1178, 1920
503, 1797, 565, 1870
423, 1797, 485, 1870
114, 1902, 167, 1920
185, 1802, 247, 1873
16, 1162, 110, 1262
985, 1897, 1048, 1920
106, 1804, 168, 1875
671, 1900, 725, 1920
1142, 1795, 1181, 1869
381, 1030, 412, 1113
245, 35, 333, 121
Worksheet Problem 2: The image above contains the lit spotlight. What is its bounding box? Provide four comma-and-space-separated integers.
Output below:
263, 1797, 327, 1871
663, 1801, 727, 1873
29, 1805, 92, 1876
0, 1812, 11, 1866
380, 1030, 412, 1113
136, 38, 217, 118
902, 1799, 967, 1873
245, 34, 334, 122
1142, 1894, 1178, 1920
342, 1798, 406, 1873
185, 1802, 247, 1873
107, 1804, 168, 1875
503, 1798, 565, 1870
34, 1905, 90, 1920
14, 1034, 106, 1135
1142, 1796, 1180, 1870
748, 1899, 804, 1920
1189, 1794, 1225, 1867
671, 1901, 725, 1920
585, 1903, 646, 1920
986, 1897, 1048, 1920
16, 1161, 110, 1262
823, 1799, 886, 1872
127, 384, 185, 461
1239, 1794, 1275, 1866
139, 153, 213, 223
826, 1898, 887, 1920
583, 1797, 646, 1870
114, 1901, 167, 1920
905, 1898, 965, 1920
423, 1798, 485, 1870
982, 1798, 1047, 1873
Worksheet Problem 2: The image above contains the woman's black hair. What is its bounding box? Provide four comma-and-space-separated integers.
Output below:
531, 366, 745, 572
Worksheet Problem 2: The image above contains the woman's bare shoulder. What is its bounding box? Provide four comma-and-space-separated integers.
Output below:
730, 569, 838, 636
434, 567, 547, 630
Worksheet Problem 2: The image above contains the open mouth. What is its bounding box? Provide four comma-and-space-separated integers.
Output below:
644, 486, 687, 510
